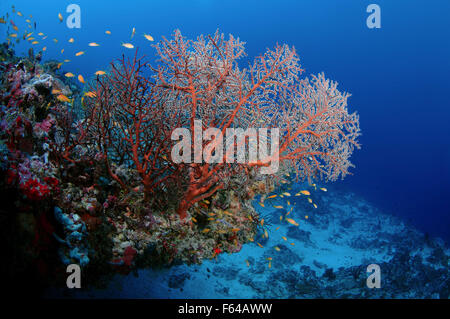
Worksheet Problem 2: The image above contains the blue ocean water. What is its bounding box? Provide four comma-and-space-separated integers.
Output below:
3, 0, 447, 239
1, 0, 449, 298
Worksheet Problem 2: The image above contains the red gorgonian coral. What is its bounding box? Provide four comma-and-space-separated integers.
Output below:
82, 30, 360, 219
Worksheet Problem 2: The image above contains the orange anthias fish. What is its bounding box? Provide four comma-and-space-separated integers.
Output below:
286, 218, 299, 226
143, 34, 154, 41
56, 94, 71, 103
78, 74, 85, 84
122, 43, 134, 49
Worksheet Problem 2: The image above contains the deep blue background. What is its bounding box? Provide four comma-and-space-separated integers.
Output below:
1, 0, 449, 241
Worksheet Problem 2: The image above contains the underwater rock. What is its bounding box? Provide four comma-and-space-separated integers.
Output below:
286, 227, 313, 246
261, 244, 303, 269
168, 270, 191, 289
53, 206, 90, 266
213, 265, 240, 281
323, 268, 337, 281
313, 260, 327, 269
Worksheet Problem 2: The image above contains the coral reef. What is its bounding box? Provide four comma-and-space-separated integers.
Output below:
0, 29, 361, 295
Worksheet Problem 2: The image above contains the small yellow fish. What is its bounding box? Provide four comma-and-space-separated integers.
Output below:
275, 246, 280, 251
88, 42, 100, 47
64, 59, 71, 63
10, 33, 18, 38
58, 13, 63, 22
300, 190, 311, 196
95, 70, 106, 76
68, 38, 74, 43
77, 74, 85, 84
279, 215, 283, 221
267, 195, 277, 199
17, 11, 23, 17
286, 218, 299, 226
264, 229, 269, 238
75, 51, 85, 56
273, 205, 283, 209
131, 27, 136, 39
320, 187, 327, 192
287, 200, 291, 206
313, 204, 317, 209
122, 42, 134, 49
305, 215, 309, 219
31, 41, 38, 44
308, 198, 312, 204
25, 32, 32, 38
27, 37, 35, 41
64, 72, 75, 78
105, 30, 111, 35
26, 19, 31, 23
143, 34, 154, 41
202, 228, 210, 233
57, 94, 71, 103
282, 236, 287, 241
61, 49, 65, 54
13, 25, 18, 31
38, 32, 44, 36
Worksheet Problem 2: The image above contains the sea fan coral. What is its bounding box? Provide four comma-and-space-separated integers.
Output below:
80, 30, 360, 220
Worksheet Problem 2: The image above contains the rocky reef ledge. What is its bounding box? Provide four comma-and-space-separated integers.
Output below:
47, 187, 449, 299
